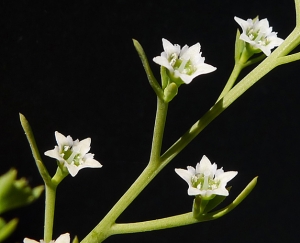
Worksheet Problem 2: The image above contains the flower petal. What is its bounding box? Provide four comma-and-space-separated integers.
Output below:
175, 168, 193, 185
188, 187, 202, 196
162, 38, 180, 57
24, 239, 39, 243
55, 233, 70, 243
216, 171, 238, 184
153, 56, 173, 71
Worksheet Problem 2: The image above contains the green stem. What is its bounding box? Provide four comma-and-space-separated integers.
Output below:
107, 177, 257, 235
44, 168, 67, 243
81, 98, 169, 243
149, 98, 168, 165
110, 213, 199, 234
44, 184, 57, 243
295, 0, 300, 26
275, 52, 300, 66
216, 63, 243, 102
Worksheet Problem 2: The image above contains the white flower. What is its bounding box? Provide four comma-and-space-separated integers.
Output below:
153, 38, 216, 84
45, 131, 102, 177
24, 233, 70, 243
175, 155, 237, 199
234, 16, 284, 56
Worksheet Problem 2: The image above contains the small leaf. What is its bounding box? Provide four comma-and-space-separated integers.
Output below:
203, 177, 258, 220
0, 218, 18, 242
72, 235, 79, 243
132, 39, 164, 99
163, 83, 178, 102
234, 29, 245, 62
0, 169, 44, 214
202, 187, 232, 214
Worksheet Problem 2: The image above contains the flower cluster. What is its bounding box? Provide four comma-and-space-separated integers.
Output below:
175, 155, 237, 200
234, 16, 283, 56
153, 38, 216, 84
45, 132, 102, 177
24, 233, 70, 243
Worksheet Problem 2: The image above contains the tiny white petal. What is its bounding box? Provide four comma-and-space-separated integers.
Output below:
162, 38, 181, 57
65, 163, 80, 177
216, 171, 238, 184
153, 56, 174, 71
175, 168, 193, 185
187, 166, 196, 174
23, 233, 70, 243
55, 233, 70, 243
55, 131, 73, 148
24, 239, 39, 243
188, 187, 202, 196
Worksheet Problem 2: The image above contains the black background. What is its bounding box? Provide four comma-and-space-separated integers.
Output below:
1, 0, 300, 242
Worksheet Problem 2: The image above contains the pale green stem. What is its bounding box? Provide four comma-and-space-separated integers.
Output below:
217, 47, 265, 103
81, 98, 168, 243
149, 98, 168, 165
275, 52, 300, 66
296, 0, 300, 26
216, 63, 243, 102
108, 177, 257, 235
44, 184, 57, 243
44, 168, 68, 243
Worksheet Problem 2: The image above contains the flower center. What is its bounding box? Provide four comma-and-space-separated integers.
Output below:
247, 28, 268, 46
169, 53, 195, 75
191, 172, 219, 191
61, 145, 81, 166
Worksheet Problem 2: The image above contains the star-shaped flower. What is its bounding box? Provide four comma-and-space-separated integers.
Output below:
234, 16, 284, 56
24, 233, 70, 243
45, 132, 102, 177
153, 38, 216, 84
175, 155, 237, 200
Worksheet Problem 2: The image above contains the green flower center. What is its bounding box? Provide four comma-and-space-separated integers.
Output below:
61, 145, 81, 166
169, 53, 195, 75
247, 28, 268, 46
191, 173, 220, 191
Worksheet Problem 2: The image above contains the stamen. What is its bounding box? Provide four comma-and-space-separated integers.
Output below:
170, 53, 178, 66
66, 152, 76, 165
178, 58, 188, 72
255, 31, 264, 42
202, 175, 209, 190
